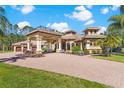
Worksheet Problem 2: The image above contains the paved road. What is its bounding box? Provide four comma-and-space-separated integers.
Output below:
1, 52, 124, 87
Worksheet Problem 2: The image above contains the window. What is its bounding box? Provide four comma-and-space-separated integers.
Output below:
85, 32, 88, 35
90, 42, 92, 46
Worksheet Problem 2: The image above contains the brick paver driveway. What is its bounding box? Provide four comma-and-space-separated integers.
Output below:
1, 52, 124, 87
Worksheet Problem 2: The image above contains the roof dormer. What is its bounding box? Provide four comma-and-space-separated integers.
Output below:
83, 27, 100, 35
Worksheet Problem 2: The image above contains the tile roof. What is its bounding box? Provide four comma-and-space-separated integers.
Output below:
62, 34, 82, 41
26, 29, 62, 36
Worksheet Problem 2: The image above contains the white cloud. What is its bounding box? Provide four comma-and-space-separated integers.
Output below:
98, 26, 107, 34
84, 19, 95, 26
11, 5, 35, 14
65, 5, 93, 21
21, 5, 35, 14
100, 5, 120, 15
101, 7, 109, 14
47, 22, 70, 32
111, 5, 120, 11
86, 5, 93, 9
75, 5, 86, 11
17, 21, 31, 29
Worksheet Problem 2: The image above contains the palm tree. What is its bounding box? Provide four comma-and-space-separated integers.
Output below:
106, 33, 122, 55
108, 5, 124, 47
97, 32, 122, 56
97, 39, 107, 55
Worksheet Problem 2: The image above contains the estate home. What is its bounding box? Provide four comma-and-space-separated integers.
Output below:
13, 27, 105, 54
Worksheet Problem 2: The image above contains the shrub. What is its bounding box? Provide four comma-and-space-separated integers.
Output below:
72, 46, 83, 55
42, 47, 48, 53
84, 49, 89, 55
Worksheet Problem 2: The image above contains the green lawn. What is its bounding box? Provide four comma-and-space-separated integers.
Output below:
94, 54, 124, 63
0, 63, 109, 88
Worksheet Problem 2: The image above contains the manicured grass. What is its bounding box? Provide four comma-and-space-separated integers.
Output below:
0, 63, 109, 88
94, 54, 124, 63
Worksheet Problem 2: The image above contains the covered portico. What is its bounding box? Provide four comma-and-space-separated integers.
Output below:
26, 29, 62, 53
61, 30, 83, 53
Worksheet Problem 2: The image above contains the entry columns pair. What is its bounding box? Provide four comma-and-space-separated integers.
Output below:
65, 41, 83, 51
27, 35, 43, 52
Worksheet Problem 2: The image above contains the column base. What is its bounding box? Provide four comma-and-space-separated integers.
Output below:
56, 49, 63, 53
36, 50, 42, 54
65, 50, 72, 53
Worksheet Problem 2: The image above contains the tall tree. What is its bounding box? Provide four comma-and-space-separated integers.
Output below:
0, 7, 11, 52
13, 24, 19, 34
21, 25, 33, 35
0, 7, 11, 36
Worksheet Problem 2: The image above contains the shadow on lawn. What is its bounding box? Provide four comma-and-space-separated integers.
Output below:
0, 54, 27, 63
0, 53, 46, 63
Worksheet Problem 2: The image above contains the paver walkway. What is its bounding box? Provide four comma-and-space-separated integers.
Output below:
0, 52, 124, 87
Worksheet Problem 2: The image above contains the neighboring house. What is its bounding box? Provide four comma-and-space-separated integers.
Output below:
13, 27, 105, 54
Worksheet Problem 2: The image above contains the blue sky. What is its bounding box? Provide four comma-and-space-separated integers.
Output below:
4, 5, 120, 34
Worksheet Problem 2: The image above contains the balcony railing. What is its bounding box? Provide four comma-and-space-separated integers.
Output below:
86, 46, 101, 49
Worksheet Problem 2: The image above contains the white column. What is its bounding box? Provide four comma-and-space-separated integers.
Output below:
80, 42, 83, 50
49, 42, 52, 50
74, 42, 76, 46
86, 40, 90, 49
70, 42, 72, 51
27, 37, 30, 51
65, 41, 68, 51
56, 42, 58, 50
52, 43, 55, 51
58, 38, 62, 51
14, 46, 16, 52
36, 35, 42, 52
